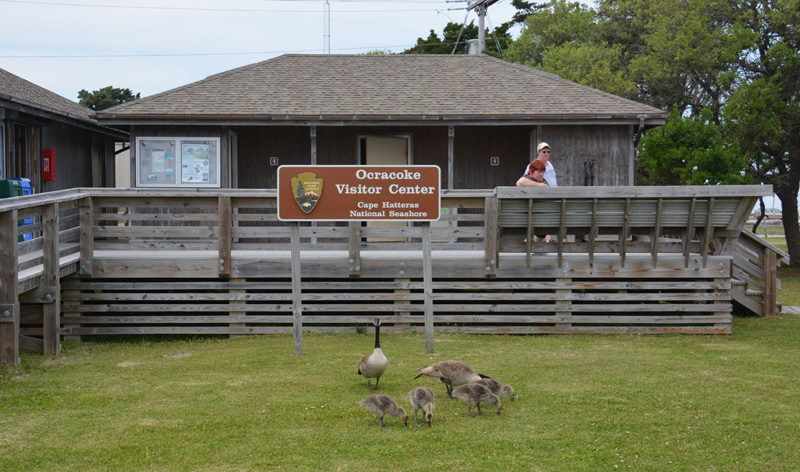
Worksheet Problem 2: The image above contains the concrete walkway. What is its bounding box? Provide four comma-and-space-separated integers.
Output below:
781, 306, 800, 315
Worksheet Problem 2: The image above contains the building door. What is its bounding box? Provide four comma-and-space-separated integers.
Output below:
360, 136, 410, 241
12, 124, 28, 179
361, 136, 409, 166
10, 124, 42, 192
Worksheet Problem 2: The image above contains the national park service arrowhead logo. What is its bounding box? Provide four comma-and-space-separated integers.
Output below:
291, 172, 323, 214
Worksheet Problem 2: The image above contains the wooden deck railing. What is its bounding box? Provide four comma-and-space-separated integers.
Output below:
0, 185, 774, 365
733, 230, 789, 317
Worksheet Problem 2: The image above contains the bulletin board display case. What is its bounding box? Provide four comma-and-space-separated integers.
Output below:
136, 137, 220, 187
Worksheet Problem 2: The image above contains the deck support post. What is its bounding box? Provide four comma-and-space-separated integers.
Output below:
715, 276, 733, 333
290, 222, 303, 355
526, 199, 533, 270
0, 210, 20, 365
702, 198, 715, 268
558, 199, 566, 268
652, 198, 663, 267
589, 198, 598, 268
620, 198, 630, 268
483, 195, 497, 275
62, 282, 80, 342
394, 278, 411, 330
555, 277, 572, 330
447, 125, 454, 190
683, 198, 697, 268
79, 198, 93, 277
42, 203, 61, 355
309, 127, 318, 245
763, 248, 777, 317
229, 278, 246, 337
218, 196, 232, 278
422, 222, 434, 352
348, 221, 361, 277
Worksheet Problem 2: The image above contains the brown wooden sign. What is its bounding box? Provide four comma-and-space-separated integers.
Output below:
277, 165, 441, 221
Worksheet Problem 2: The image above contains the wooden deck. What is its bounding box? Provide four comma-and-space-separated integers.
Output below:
0, 185, 780, 364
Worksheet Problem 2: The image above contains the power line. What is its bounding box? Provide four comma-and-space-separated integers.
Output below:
0, 41, 486, 59
0, 0, 464, 13
485, 11, 504, 58
451, 10, 471, 54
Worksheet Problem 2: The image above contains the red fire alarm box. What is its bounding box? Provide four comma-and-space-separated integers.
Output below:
42, 149, 56, 181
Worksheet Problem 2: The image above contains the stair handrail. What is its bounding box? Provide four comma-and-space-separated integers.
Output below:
734, 229, 789, 317
739, 229, 790, 264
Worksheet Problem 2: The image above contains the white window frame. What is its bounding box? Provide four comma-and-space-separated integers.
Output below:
135, 136, 221, 188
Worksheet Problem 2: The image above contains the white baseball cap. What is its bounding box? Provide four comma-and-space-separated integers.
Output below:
537, 142, 550, 151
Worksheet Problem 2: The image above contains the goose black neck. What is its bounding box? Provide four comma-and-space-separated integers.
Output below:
374, 323, 381, 349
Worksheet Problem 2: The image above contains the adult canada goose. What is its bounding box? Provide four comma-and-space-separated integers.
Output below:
359, 394, 408, 427
474, 378, 517, 401
413, 360, 489, 398
451, 383, 502, 416
408, 387, 435, 426
358, 319, 389, 390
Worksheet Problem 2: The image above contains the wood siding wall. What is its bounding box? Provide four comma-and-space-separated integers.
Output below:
1, 119, 117, 192
541, 125, 632, 187
134, 124, 634, 190
453, 125, 532, 189
235, 127, 310, 188
40, 125, 94, 192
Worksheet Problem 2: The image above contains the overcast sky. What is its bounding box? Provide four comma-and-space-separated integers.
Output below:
0, 0, 525, 101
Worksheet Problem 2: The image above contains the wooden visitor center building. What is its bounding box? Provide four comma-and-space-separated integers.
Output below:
94, 54, 668, 189
0, 55, 787, 365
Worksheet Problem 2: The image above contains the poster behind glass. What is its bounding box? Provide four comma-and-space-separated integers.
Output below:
181, 140, 217, 184
138, 139, 176, 185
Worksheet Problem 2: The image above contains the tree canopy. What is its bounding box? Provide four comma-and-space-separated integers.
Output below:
638, 109, 750, 186
403, 21, 511, 58
78, 86, 140, 111
501, 0, 800, 263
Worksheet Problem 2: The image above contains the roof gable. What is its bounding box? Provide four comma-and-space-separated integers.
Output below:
98, 54, 666, 122
0, 67, 94, 122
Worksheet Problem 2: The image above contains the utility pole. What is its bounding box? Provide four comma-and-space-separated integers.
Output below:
323, 0, 330, 54
467, 0, 498, 54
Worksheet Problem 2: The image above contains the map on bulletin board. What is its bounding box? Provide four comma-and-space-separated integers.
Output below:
181, 143, 211, 183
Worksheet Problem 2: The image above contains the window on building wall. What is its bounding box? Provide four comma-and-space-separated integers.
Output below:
136, 137, 220, 187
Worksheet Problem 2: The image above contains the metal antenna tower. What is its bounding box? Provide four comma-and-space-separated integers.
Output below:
324, 0, 331, 54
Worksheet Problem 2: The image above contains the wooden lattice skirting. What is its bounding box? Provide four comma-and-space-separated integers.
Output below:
35, 274, 734, 337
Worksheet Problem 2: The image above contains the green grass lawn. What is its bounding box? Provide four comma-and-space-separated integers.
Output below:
768, 236, 799, 306
762, 236, 788, 252
3, 319, 800, 471
778, 266, 800, 306
749, 225, 785, 235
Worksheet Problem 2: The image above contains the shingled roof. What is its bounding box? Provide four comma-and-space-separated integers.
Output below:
0, 67, 96, 123
95, 54, 666, 124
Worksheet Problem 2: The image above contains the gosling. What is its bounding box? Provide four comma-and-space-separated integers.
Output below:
359, 394, 408, 427
474, 378, 517, 401
358, 319, 388, 390
408, 387, 436, 426
451, 383, 502, 416
413, 360, 489, 398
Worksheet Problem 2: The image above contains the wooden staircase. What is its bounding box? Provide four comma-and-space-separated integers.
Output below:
732, 230, 789, 316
